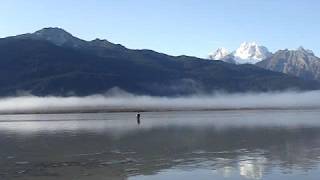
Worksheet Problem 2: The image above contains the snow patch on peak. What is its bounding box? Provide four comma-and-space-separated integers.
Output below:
208, 47, 230, 60
30, 27, 82, 47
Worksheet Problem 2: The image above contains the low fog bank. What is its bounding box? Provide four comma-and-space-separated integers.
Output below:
0, 89, 320, 114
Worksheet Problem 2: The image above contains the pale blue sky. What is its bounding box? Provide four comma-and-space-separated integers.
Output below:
1, 0, 320, 57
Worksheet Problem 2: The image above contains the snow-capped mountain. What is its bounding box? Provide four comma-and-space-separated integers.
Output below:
209, 42, 272, 64
209, 43, 320, 82
233, 42, 272, 64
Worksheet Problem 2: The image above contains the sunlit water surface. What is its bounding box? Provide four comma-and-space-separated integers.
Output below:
1, 110, 320, 180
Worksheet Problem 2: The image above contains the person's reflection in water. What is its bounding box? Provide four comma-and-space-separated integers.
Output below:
136, 112, 141, 125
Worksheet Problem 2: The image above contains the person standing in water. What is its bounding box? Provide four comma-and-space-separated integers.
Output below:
136, 112, 141, 125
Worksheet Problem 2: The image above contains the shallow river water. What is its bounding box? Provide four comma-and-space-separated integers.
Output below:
1, 110, 320, 180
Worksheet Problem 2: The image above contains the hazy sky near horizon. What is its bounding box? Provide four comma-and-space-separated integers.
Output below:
1, 0, 320, 57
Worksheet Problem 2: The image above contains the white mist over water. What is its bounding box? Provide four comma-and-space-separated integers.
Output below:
0, 90, 320, 113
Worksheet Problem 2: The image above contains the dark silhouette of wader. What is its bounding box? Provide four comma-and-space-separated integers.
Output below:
136, 113, 141, 125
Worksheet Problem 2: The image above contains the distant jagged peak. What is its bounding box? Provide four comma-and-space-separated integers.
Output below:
276, 46, 316, 57
208, 47, 231, 60
257, 46, 320, 82
296, 46, 314, 55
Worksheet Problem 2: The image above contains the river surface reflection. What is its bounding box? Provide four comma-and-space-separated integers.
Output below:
0, 110, 320, 180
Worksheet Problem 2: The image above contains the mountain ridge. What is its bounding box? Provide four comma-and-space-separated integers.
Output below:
0, 27, 318, 96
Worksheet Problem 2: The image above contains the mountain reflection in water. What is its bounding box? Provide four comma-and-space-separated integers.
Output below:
0, 110, 320, 180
